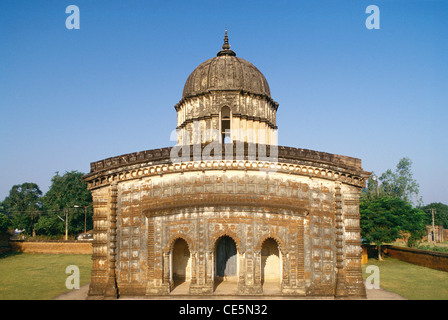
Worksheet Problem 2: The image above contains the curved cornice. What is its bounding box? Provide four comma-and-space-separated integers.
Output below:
83, 144, 370, 190
174, 90, 279, 112
176, 114, 278, 130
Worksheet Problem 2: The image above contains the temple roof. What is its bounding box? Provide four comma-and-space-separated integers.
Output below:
182, 31, 271, 99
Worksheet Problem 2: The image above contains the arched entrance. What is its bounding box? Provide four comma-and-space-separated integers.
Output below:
214, 235, 238, 294
215, 235, 237, 279
261, 238, 281, 292
171, 238, 191, 286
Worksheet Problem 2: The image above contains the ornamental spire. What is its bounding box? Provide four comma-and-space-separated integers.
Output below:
217, 29, 236, 56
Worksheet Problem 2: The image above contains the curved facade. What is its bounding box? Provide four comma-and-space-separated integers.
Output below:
84, 32, 370, 299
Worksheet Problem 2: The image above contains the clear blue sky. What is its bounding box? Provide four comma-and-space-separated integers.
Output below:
0, 0, 447, 205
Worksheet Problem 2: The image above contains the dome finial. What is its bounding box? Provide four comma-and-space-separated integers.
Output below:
223, 29, 230, 50
217, 29, 236, 56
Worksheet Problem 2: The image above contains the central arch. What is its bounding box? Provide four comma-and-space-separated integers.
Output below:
215, 235, 237, 280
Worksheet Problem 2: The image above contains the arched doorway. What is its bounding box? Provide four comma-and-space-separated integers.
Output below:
215, 235, 237, 279
171, 238, 191, 286
261, 238, 281, 291
214, 235, 238, 294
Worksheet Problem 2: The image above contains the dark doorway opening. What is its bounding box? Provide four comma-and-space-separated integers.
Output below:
216, 235, 237, 279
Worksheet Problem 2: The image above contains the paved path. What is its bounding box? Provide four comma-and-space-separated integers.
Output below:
54, 281, 406, 300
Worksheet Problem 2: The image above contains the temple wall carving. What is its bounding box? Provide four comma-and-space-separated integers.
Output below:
86, 160, 367, 297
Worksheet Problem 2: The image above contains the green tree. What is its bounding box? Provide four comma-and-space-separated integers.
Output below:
37, 171, 92, 236
360, 197, 426, 258
0, 213, 10, 233
34, 214, 64, 236
2, 183, 42, 236
361, 197, 401, 260
421, 202, 448, 229
399, 204, 426, 248
379, 157, 421, 205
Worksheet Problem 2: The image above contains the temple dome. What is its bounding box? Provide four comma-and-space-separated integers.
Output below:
175, 31, 279, 146
182, 31, 271, 99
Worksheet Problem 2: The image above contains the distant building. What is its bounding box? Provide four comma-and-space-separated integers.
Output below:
425, 225, 447, 242
84, 32, 370, 299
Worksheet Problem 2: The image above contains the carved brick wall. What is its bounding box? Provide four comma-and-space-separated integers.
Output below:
85, 150, 368, 299
88, 186, 112, 297
175, 92, 278, 145
340, 184, 366, 297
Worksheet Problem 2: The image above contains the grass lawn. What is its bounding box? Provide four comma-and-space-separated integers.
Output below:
1, 252, 447, 300
362, 257, 448, 300
0, 252, 92, 300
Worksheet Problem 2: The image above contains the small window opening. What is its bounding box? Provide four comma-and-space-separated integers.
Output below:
221, 106, 231, 143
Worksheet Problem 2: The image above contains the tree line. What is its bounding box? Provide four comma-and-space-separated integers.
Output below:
0, 171, 92, 238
